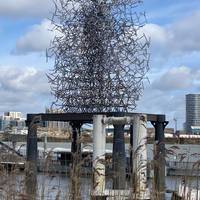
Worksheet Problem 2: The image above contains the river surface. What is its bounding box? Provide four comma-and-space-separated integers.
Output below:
0, 173, 199, 200
37, 175, 200, 200
2, 142, 200, 199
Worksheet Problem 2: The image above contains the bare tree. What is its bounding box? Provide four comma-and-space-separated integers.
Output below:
48, 0, 150, 113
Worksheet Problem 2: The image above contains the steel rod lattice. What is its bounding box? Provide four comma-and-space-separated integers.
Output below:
48, 0, 150, 112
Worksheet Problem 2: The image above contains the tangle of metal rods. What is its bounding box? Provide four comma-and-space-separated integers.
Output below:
48, 0, 150, 112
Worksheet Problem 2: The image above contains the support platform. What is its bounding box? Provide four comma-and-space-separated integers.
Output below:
26, 112, 168, 200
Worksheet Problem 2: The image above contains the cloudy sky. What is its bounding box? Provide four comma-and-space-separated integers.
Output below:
0, 0, 200, 129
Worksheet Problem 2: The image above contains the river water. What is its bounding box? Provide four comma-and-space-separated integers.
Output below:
1, 173, 198, 200
2, 142, 200, 199
36, 175, 200, 200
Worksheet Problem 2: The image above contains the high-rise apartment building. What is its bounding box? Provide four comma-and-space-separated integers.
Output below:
186, 94, 200, 134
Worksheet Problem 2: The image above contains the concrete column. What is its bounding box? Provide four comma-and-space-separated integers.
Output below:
132, 114, 148, 198
112, 123, 126, 189
93, 115, 106, 195
26, 116, 40, 200
151, 115, 168, 200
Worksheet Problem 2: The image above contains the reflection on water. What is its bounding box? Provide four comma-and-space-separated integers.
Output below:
0, 172, 199, 200
37, 173, 114, 199
0, 172, 92, 200
2, 142, 200, 199
37, 174, 91, 200
38, 175, 200, 200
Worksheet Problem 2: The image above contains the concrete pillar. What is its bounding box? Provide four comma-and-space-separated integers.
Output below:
26, 116, 40, 200
112, 123, 126, 189
151, 115, 168, 200
132, 114, 148, 198
93, 115, 106, 195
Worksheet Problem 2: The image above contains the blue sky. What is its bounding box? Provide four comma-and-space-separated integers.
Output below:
0, 0, 200, 130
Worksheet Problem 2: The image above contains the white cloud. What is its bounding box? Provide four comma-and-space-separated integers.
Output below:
13, 7, 200, 56
170, 11, 200, 52
0, 67, 47, 92
152, 66, 193, 91
143, 11, 200, 55
0, 0, 52, 18
142, 23, 168, 51
0, 66, 51, 114
13, 19, 55, 54
137, 88, 186, 129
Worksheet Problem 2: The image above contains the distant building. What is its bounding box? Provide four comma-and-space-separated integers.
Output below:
105, 127, 174, 138
186, 94, 200, 134
44, 108, 69, 131
0, 112, 26, 131
4, 111, 22, 119
147, 128, 174, 138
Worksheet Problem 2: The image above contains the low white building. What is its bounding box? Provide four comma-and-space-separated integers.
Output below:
0, 111, 26, 131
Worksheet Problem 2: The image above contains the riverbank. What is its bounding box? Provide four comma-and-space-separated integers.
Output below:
1, 132, 200, 144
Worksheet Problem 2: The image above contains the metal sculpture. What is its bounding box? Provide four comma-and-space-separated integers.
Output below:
48, 0, 150, 112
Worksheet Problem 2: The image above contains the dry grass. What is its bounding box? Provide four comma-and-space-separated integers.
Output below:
0, 140, 199, 200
